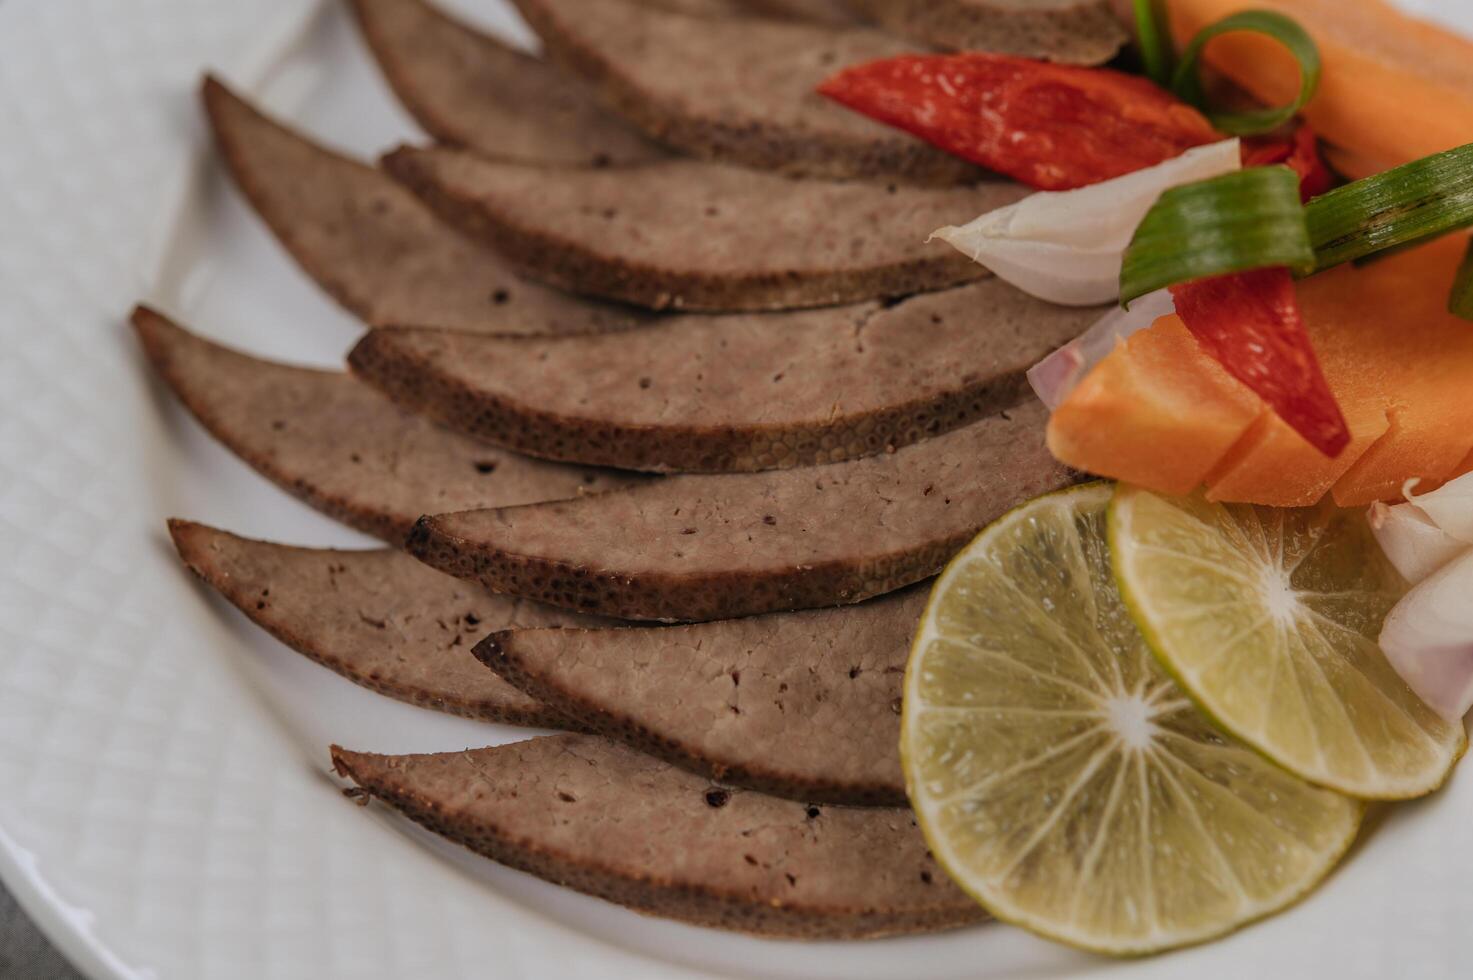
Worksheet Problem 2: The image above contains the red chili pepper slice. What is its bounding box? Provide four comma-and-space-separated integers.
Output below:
818, 53, 1220, 191
1242, 124, 1334, 201
1174, 128, 1347, 457
1171, 268, 1350, 458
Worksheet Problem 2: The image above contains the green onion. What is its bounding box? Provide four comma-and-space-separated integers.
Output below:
1307, 143, 1473, 270
1132, 0, 1175, 87
1121, 166, 1315, 305
1450, 238, 1473, 321
1171, 10, 1321, 136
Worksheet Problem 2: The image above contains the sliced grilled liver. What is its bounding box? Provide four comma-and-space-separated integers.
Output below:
408, 400, 1074, 620
332, 735, 987, 938
477, 587, 926, 804
348, 0, 665, 167
169, 522, 608, 725
383, 146, 1016, 311
349, 280, 1097, 471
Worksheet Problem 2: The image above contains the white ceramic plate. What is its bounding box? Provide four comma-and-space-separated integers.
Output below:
2, 1, 1472, 978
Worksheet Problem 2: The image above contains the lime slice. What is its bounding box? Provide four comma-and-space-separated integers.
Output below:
903, 484, 1361, 955
1109, 486, 1465, 800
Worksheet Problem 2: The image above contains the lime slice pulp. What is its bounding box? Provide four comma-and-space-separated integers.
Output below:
1109, 486, 1465, 800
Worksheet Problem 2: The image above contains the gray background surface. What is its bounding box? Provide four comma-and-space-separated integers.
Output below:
0, 887, 82, 980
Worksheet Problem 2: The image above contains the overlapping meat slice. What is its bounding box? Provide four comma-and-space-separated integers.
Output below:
507, 0, 980, 183
348, 0, 664, 166
169, 522, 609, 724
202, 77, 647, 334
350, 280, 1096, 471
478, 587, 925, 804
408, 400, 1074, 621
332, 735, 986, 937
133, 307, 637, 544
383, 146, 1017, 311
845, 0, 1127, 64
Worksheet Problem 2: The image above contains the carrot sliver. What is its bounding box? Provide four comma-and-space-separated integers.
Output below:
1332, 408, 1473, 506
1205, 404, 1388, 507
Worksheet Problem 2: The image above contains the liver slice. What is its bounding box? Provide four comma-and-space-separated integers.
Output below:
847, 0, 1127, 65
202, 77, 648, 335
349, 280, 1097, 471
169, 522, 607, 725
508, 0, 981, 184
348, 0, 665, 167
332, 735, 987, 938
384, 146, 1018, 312
408, 400, 1075, 620
478, 586, 926, 804
132, 307, 638, 544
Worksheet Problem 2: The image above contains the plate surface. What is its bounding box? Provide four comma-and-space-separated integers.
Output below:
1, 1, 1471, 978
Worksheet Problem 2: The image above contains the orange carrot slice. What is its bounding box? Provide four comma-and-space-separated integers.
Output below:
1047, 316, 1261, 494
1328, 236, 1473, 504
1167, 0, 1473, 175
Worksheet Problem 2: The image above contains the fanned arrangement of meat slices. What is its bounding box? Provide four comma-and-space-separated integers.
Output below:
148, 0, 1105, 941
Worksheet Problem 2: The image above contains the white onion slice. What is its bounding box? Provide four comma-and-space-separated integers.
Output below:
930, 138, 1242, 306
1368, 500, 1469, 585
1371, 472, 1473, 718
1379, 550, 1473, 721
1406, 470, 1473, 545
1027, 289, 1176, 410
958, 241, 1125, 308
